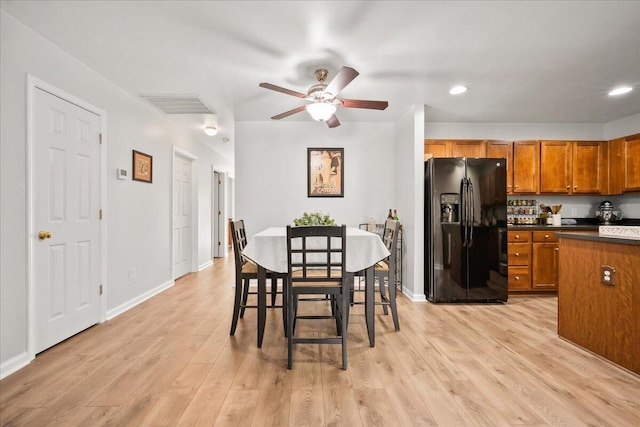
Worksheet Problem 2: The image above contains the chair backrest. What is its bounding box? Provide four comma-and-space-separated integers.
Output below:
230, 220, 249, 270
382, 219, 400, 269
286, 225, 346, 284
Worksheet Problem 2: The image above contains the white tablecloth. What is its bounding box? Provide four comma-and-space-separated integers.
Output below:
242, 227, 390, 273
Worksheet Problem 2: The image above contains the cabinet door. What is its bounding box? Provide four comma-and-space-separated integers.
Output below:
624, 136, 640, 191
540, 141, 572, 193
451, 140, 486, 158
512, 141, 539, 194
487, 141, 513, 194
572, 141, 606, 194
532, 242, 559, 289
424, 140, 451, 160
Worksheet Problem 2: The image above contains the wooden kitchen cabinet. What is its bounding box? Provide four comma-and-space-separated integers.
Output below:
507, 231, 531, 291
540, 140, 607, 194
512, 141, 539, 194
531, 231, 559, 290
487, 141, 513, 193
424, 139, 487, 160
609, 134, 640, 193
572, 141, 607, 194
424, 140, 451, 160
540, 141, 572, 193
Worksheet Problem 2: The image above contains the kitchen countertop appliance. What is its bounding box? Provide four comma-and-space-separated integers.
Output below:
595, 200, 623, 224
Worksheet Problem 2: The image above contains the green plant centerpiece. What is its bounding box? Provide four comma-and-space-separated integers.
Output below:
293, 211, 336, 226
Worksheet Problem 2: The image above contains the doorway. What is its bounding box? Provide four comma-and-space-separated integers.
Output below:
29, 78, 105, 354
173, 148, 198, 279
212, 170, 226, 258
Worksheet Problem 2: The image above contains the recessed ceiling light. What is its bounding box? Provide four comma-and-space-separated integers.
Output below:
204, 126, 217, 136
449, 85, 468, 95
608, 86, 633, 96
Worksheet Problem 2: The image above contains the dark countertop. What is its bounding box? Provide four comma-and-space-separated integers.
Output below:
508, 224, 599, 231
556, 231, 640, 246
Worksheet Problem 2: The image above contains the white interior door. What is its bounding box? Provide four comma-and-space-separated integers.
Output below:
174, 154, 193, 278
34, 88, 102, 354
213, 171, 225, 258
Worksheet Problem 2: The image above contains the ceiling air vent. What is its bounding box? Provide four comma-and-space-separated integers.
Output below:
139, 94, 215, 114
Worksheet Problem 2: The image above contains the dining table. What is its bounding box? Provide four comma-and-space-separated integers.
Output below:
241, 226, 391, 348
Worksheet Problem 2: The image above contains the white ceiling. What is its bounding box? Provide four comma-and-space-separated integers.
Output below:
2, 1, 639, 161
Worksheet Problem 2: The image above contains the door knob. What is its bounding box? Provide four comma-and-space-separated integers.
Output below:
38, 231, 52, 239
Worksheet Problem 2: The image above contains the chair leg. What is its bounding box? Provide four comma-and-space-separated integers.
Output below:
239, 278, 250, 318
378, 273, 389, 315
270, 274, 278, 307
230, 276, 243, 335
388, 273, 400, 331
341, 289, 348, 370
287, 288, 294, 370
282, 282, 288, 337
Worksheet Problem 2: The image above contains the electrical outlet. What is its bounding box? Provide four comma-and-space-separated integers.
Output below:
129, 268, 136, 280
571, 208, 577, 217
601, 265, 615, 286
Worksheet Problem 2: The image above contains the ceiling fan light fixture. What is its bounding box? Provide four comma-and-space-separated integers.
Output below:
204, 126, 218, 136
449, 85, 468, 95
608, 86, 632, 96
306, 102, 336, 121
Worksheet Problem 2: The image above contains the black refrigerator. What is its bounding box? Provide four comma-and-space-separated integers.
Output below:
425, 158, 508, 303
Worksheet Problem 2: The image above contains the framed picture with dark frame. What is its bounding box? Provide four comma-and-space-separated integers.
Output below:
132, 150, 153, 183
307, 148, 344, 197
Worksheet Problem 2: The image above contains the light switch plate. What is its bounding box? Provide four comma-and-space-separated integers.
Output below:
117, 168, 128, 180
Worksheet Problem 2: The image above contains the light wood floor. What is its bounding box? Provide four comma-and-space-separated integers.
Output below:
1, 254, 639, 426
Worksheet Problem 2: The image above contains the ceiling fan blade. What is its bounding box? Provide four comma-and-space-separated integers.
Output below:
326, 114, 340, 128
271, 105, 306, 120
259, 82, 307, 98
339, 98, 389, 110
325, 67, 359, 97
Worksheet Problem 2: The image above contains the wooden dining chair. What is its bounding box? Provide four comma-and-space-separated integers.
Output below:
229, 220, 286, 336
352, 219, 400, 330
286, 225, 348, 370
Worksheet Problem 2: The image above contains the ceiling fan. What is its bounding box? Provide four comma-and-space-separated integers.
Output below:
259, 66, 388, 128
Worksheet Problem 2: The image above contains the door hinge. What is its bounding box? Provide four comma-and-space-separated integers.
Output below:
99, 133, 103, 144
99, 285, 103, 295
99, 209, 103, 220
218, 180, 221, 184
218, 241, 221, 246
218, 210, 221, 216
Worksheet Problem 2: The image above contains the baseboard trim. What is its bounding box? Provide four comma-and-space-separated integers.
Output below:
0, 351, 31, 380
198, 260, 213, 271
106, 279, 174, 320
402, 287, 427, 302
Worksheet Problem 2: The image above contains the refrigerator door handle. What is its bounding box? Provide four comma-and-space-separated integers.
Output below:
461, 178, 468, 247
468, 179, 475, 247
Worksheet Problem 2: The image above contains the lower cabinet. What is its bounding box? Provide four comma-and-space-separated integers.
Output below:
532, 231, 559, 290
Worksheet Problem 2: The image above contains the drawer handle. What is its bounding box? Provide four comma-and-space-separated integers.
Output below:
555, 247, 559, 251
544, 234, 550, 238
574, 185, 578, 189
514, 185, 519, 188
515, 235, 520, 239
566, 185, 570, 189
515, 276, 520, 280
515, 252, 520, 256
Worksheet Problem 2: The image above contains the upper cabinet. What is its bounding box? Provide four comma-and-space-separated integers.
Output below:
539, 140, 607, 194
512, 141, 539, 194
424, 140, 486, 160
425, 136, 635, 195
609, 134, 640, 194
487, 141, 513, 193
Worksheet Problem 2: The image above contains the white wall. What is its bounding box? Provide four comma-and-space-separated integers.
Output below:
0, 11, 230, 375
604, 113, 640, 140
235, 121, 395, 236
395, 105, 426, 301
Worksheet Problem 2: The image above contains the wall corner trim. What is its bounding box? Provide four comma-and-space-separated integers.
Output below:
198, 260, 213, 271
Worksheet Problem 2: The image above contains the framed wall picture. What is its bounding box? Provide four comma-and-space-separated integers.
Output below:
132, 150, 152, 183
307, 148, 344, 197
